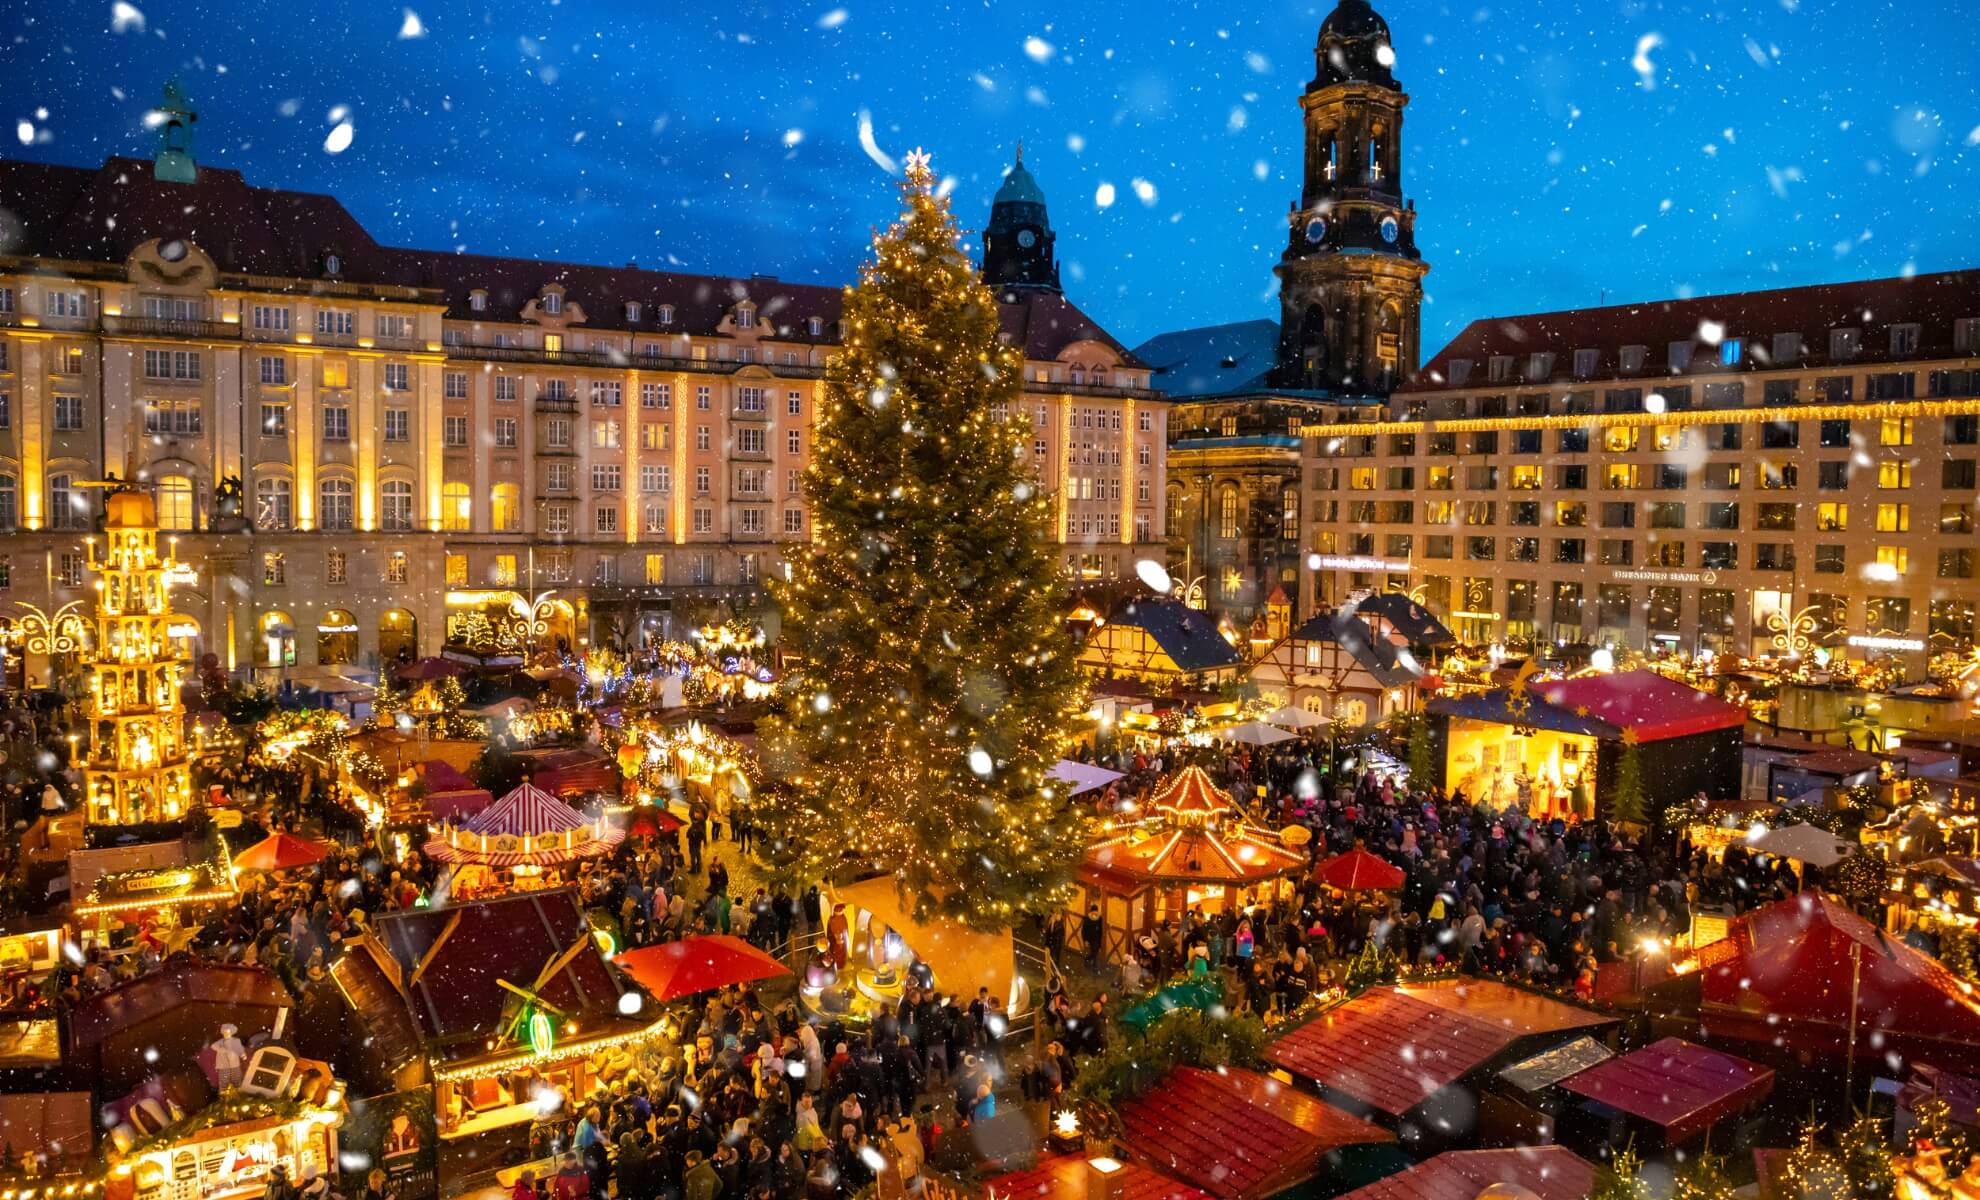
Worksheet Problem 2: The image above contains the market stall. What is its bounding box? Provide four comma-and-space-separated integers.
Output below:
342, 890, 664, 1190
1329, 1147, 1596, 1200
417, 760, 493, 824
1556, 1036, 1774, 1148
1066, 766, 1308, 965
421, 782, 623, 900
67, 838, 239, 951
807, 876, 1024, 1027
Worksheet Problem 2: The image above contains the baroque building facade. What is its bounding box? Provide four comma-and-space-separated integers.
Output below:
1140, 0, 1427, 624
1303, 270, 1980, 663
0, 121, 1165, 678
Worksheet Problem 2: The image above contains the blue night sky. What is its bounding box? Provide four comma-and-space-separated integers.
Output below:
3, 0, 1977, 353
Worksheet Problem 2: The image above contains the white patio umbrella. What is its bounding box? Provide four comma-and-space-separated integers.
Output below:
1049, 759, 1126, 797
1215, 720, 1297, 746
1264, 705, 1325, 729
1744, 822, 1856, 868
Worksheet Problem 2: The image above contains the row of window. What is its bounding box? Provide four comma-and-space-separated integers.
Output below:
1446, 319, 1980, 388
1344, 413, 1979, 457
1326, 456, 1971, 495
1326, 529, 1969, 579
1321, 495, 1977, 534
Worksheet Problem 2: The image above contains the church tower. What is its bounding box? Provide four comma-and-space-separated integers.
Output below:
1271, 0, 1428, 396
982, 146, 1061, 293
153, 78, 198, 185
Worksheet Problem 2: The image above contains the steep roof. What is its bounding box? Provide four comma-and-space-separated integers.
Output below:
998, 288, 1148, 367
1353, 592, 1454, 646
1332, 1147, 1596, 1200
1132, 319, 1282, 398
1405, 269, 1980, 392
1282, 607, 1424, 688
68, 962, 290, 1049
1105, 598, 1242, 673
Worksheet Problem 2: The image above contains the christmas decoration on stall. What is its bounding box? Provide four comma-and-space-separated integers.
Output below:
753, 149, 1087, 929
1672, 1137, 1739, 1200
1836, 852, 1891, 909
82, 489, 193, 825
1835, 1112, 1897, 1199
1404, 712, 1434, 784
1343, 938, 1400, 994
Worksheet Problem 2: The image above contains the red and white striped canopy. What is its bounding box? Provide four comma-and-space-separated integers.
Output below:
462, 781, 590, 837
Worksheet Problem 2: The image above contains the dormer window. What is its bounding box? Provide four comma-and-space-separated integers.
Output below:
1446, 358, 1473, 387
735, 305, 756, 329
1525, 352, 1555, 380
1486, 355, 1513, 383
542, 292, 562, 315
1619, 345, 1647, 374
658, 304, 675, 325
807, 316, 823, 336
1889, 323, 1920, 356
1667, 342, 1693, 371
1721, 338, 1744, 366
1572, 348, 1599, 379
322, 252, 341, 277
1771, 332, 1802, 362
625, 301, 642, 322
468, 290, 487, 312
1829, 328, 1860, 360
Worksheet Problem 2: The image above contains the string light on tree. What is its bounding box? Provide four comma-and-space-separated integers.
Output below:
753, 148, 1088, 929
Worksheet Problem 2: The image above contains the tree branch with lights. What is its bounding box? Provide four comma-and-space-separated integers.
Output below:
754, 150, 1089, 929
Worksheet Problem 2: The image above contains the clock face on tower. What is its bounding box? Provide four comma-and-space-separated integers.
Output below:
1016, 229, 1037, 249
1304, 218, 1328, 245
1380, 216, 1400, 245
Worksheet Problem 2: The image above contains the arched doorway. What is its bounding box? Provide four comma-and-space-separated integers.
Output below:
316, 610, 358, 665
166, 613, 201, 663
258, 612, 296, 668
379, 609, 418, 665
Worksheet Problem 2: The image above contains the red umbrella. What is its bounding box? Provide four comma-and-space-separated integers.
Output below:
614, 935, 790, 1002
234, 832, 330, 872
628, 807, 685, 839
1313, 848, 1405, 892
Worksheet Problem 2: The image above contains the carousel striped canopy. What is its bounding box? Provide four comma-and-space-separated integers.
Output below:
463, 781, 591, 836
420, 780, 625, 867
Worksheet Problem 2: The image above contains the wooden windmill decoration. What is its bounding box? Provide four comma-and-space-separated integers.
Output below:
494, 933, 596, 1057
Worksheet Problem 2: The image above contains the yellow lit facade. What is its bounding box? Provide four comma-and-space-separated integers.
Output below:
82, 490, 192, 826
0, 128, 1165, 676
1303, 272, 1980, 660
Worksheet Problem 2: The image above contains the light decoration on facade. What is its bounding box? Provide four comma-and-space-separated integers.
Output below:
9, 600, 90, 656
1768, 604, 1822, 658
81, 491, 193, 826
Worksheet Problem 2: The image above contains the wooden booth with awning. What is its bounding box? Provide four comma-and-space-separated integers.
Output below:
1065, 766, 1308, 965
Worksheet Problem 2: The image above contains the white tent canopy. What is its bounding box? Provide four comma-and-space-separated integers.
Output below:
1215, 720, 1296, 746
1049, 759, 1125, 797
1264, 705, 1325, 729
1745, 822, 1856, 868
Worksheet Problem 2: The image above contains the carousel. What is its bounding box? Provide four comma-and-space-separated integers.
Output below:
421, 782, 624, 900
1065, 765, 1309, 965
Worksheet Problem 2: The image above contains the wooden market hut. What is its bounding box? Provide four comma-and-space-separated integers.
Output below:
1248, 605, 1433, 729
329, 889, 661, 1190
1329, 1146, 1596, 1200
1065, 766, 1307, 964
1077, 598, 1243, 687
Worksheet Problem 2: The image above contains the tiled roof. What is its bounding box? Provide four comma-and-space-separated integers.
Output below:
1107, 599, 1243, 673
1266, 982, 1611, 1116
1331, 1147, 1597, 1200
987, 1155, 1213, 1200
1352, 592, 1455, 646
1558, 1036, 1774, 1142
1118, 1067, 1391, 1200
0, 155, 1141, 358
997, 288, 1149, 368
1404, 269, 1980, 393
1131, 319, 1281, 397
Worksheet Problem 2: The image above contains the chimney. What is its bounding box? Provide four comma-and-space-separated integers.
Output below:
1085, 1158, 1126, 1200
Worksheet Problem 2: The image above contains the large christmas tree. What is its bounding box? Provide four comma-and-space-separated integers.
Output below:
757, 150, 1088, 929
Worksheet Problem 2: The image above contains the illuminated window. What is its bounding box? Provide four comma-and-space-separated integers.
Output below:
155, 475, 194, 531
322, 359, 349, 388
441, 482, 472, 531
1816, 502, 1848, 532
645, 554, 666, 585
1511, 465, 1543, 490
325, 552, 347, 586
1349, 468, 1377, 490
445, 554, 467, 587
1876, 545, 1909, 576
263, 552, 286, 586
1218, 486, 1240, 539
385, 553, 409, 584
491, 555, 517, 587
490, 483, 520, 532
1875, 503, 1910, 533
1877, 462, 1912, 490
1879, 417, 1914, 447
1603, 426, 1639, 453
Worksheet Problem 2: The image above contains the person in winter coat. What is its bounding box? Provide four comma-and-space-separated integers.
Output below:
684, 1151, 723, 1200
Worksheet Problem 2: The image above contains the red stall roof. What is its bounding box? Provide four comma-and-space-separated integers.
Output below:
1536, 671, 1747, 743
1691, 893, 1980, 1073
1266, 982, 1612, 1117
1118, 1066, 1392, 1200
1559, 1037, 1774, 1142
988, 1155, 1213, 1200
1332, 1147, 1596, 1200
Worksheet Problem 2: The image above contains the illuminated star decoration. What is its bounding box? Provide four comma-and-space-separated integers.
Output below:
903, 147, 934, 184
1506, 657, 1539, 738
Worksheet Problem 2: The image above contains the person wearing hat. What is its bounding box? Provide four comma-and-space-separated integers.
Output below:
549, 1153, 589, 1200
210, 1023, 247, 1090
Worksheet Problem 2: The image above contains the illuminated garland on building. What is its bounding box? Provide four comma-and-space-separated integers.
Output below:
1303, 395, 1980, 440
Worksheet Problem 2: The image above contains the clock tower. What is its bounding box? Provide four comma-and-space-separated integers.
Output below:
982, 145, 1062, 293
1271, 0, 1428, 397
